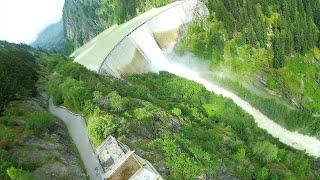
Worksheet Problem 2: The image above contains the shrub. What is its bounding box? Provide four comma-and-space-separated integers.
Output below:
0, 149, 12, 179
256, 167, 269, 180
93, 91, 124, 112
133, 108, 152, 122
6, 167, 34, 180
0, 48, 38, 113
253, 141, 278, 163
59, 78, 93, 111
46, 74, 64, 105
88, 114, 118, 145
106, 91, 124, 112
0, 125, 21, 148
25, 111, 55, 135
171, 108, 182, 117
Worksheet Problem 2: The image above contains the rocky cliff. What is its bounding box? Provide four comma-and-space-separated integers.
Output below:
62, 0, 172, 50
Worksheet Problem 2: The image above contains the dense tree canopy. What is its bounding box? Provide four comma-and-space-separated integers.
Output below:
0, 41, 38, 113
47, 61, 320, 179
179, 0, 320, 134
195, 0, 320, 66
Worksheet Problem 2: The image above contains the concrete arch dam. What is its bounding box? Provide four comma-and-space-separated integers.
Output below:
71, 0, 208, 78
71, 0, 320, 157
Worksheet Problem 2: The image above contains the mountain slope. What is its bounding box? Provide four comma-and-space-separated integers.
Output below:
179, 0, 320, 136
31, 20, 69, 54
63, 0, 171, 49
46, 59, 320, 179
0, 41, 86, 179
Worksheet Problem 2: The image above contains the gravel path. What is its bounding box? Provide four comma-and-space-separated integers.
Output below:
49, 99, 103, 180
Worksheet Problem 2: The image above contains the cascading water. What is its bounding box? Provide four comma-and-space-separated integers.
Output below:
131, 25, 320, 157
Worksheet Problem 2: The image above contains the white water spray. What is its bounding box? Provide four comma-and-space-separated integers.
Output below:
131, 26, 320, 157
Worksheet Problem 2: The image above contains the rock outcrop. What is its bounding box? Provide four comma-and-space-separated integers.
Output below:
62, 0, 173, 50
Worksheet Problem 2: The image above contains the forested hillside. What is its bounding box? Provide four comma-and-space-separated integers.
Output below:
46, 60, 320, 179
2, 0, 320, 179
180, 0, 320, 135
0, 41, 86, 179
0, 41, 38, 113
63, 0, 171, 49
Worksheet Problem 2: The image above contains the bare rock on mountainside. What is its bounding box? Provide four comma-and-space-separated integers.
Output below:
62, 0, 173, 50
2, 98, 87, 179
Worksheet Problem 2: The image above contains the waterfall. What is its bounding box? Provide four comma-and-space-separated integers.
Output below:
130, 28, 320, 157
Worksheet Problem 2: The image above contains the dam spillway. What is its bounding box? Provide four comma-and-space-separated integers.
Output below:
71, 0, 320, 158
71, 0, 208, 77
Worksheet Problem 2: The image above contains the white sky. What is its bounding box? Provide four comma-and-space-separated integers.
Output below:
0, 0, 65, 44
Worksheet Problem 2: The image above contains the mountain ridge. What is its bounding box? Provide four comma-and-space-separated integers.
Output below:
31, 20, 69, 54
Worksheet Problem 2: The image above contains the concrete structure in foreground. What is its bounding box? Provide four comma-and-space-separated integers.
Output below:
71, 0, 208, 77
96, 136, 162, 180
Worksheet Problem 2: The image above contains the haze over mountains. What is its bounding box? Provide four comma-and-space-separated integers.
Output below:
31, 20, 67, 53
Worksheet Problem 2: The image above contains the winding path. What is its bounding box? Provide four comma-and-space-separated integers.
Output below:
48, 99, 103, 180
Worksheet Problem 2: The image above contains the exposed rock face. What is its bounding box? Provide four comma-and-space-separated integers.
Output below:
11, 130, 86, 179
63, 0, 102, 49
5, 99, 87, 179
62, 0, 173, 50
31, 20, 68, 54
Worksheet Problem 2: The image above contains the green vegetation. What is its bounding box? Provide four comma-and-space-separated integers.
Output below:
0, 41, 85, 179
6, 167, 34, 180
25, 111, 55, 135
211, 76, 320, 137
0, 149, 13, 178
179, 0, 320, 135
47, 61, 320, 179
0, 101, 58, 179
0, 41, 38, 114
2, 0, 320, 179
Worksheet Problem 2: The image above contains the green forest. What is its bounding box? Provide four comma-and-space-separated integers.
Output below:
46, 59, 320, 179
179, 0, 320, 136
2, 0, 320, 179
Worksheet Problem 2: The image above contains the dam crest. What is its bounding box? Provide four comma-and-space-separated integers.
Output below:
71, 0, 208, 77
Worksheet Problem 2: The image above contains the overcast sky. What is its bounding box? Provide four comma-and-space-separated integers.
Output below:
0, 0, 64, 44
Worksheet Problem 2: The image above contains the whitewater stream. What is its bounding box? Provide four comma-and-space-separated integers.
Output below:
131, 28, 320, 157
164, 58, 320, 157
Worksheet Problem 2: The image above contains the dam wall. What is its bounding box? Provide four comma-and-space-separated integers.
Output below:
71, 0, 208, 77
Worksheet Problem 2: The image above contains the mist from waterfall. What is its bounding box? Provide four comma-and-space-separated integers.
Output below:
131, 26, 320, 157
